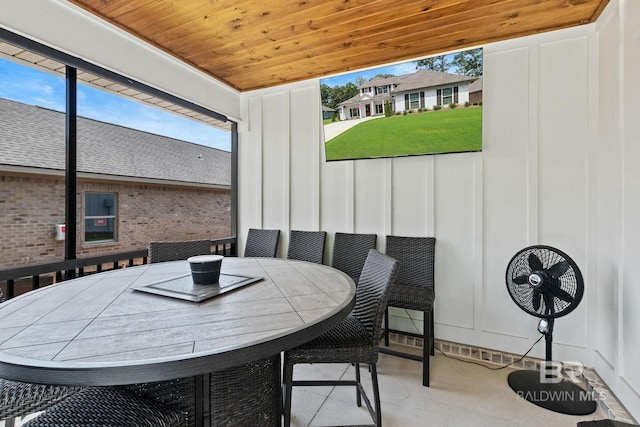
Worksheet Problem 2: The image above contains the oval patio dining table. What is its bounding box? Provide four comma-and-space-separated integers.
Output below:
0, 257, 356, 426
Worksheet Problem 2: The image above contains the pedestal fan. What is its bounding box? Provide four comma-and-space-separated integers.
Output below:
505, 245, 596, 415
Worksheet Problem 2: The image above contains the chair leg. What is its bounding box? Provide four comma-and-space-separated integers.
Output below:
383, 308, 390, 346
370, 363, 382, 427
283, 362, 294, 427
430, 309, 435, 356
355, 362, 362, 407
423, 310, 430, 387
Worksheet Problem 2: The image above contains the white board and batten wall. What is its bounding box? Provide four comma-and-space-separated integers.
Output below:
238, 1, 640, 419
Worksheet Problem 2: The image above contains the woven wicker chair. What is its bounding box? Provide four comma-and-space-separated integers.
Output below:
380, 236, 436, 387
123, 377, 196, 427
331, 232, 377, 285
283, 249, 399, 427
0, 289, 82, 427
243, 228, 280, 257
286, 230, 327, 264
149, 239, 212, 263
22, 387, 186, 427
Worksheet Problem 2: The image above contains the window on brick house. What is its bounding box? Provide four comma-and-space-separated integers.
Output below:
84, 192, 117, 242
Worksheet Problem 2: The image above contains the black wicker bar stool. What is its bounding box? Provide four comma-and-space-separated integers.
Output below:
331, 232, 377, 285
286, 230, 327, 264
380, 236, 436, 387
244, 228, 280, 257
0, 380, 81, 427
283, 249, 399, 427
22, 387, 187, 427
149, 239, 212, 263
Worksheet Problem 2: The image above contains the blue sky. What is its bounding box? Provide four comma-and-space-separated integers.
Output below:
0, 58, 231, 151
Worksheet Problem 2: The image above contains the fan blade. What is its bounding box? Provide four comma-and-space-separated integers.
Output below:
547, 260, 570, 279
532, 288, 542, 311
549, 280, 575, 303
513, 275, 530, 285
528, 253, 543, 271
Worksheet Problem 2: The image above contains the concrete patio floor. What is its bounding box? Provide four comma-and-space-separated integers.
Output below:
3, 345, 623, 427
288, 349, 609, 427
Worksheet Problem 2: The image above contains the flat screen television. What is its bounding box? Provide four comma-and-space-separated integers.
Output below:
321, 48, 483, 162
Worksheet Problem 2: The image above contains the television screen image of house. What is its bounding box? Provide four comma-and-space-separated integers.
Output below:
321, 48, 482, 161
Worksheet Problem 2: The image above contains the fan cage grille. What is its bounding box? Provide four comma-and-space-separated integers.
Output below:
506, 246, 583, 318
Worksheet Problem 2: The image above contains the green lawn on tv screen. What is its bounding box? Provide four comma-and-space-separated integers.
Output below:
324, 106, 482, 161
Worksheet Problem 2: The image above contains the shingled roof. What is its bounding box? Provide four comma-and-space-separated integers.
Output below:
0, 97, 230, 187
338, 70, 477, 107
390, 69, 477, 93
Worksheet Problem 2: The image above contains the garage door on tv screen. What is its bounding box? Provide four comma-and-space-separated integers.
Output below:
321, 48, 483, 162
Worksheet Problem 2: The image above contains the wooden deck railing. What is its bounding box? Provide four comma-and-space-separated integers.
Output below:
0, 237, 237, 299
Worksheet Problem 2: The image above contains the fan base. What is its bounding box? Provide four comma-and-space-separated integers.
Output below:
508, 370, 597, 415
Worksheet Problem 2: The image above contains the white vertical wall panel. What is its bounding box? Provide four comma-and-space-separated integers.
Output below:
391, 156, 433, 237
433, 153, 478, 330
261, 92, 290, 232
537, 36, 590, 349
237, 97, 264, 253
320, 160, 354, 233
595, 7, 621, 371
481, 47, 532, 339
290, 86, 320, 231
621, 0, 640, 416
354, 159, 388, 234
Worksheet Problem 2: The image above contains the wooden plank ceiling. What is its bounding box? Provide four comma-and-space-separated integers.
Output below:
67, 0, 609, 92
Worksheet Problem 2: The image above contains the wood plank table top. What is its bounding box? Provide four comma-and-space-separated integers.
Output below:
0, 257, 355, 386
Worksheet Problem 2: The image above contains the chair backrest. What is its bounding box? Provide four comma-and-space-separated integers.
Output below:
287, 230, 327, 264
148, 239, 212, 263
384, 236, 435, 289
352, 249, 399, 340
331, 232, 377, 284
244, 228, 280, 257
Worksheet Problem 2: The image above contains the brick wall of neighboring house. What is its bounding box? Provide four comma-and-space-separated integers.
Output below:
1, 172, 231, 268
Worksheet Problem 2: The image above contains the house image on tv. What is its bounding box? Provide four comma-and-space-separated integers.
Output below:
336, 69, 480, 120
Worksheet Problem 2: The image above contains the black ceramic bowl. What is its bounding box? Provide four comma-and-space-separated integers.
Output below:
188, 255, 224, 285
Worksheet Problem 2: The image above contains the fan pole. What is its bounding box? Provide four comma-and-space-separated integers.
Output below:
542, 318, 554, 363
545, 333, 553, 363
